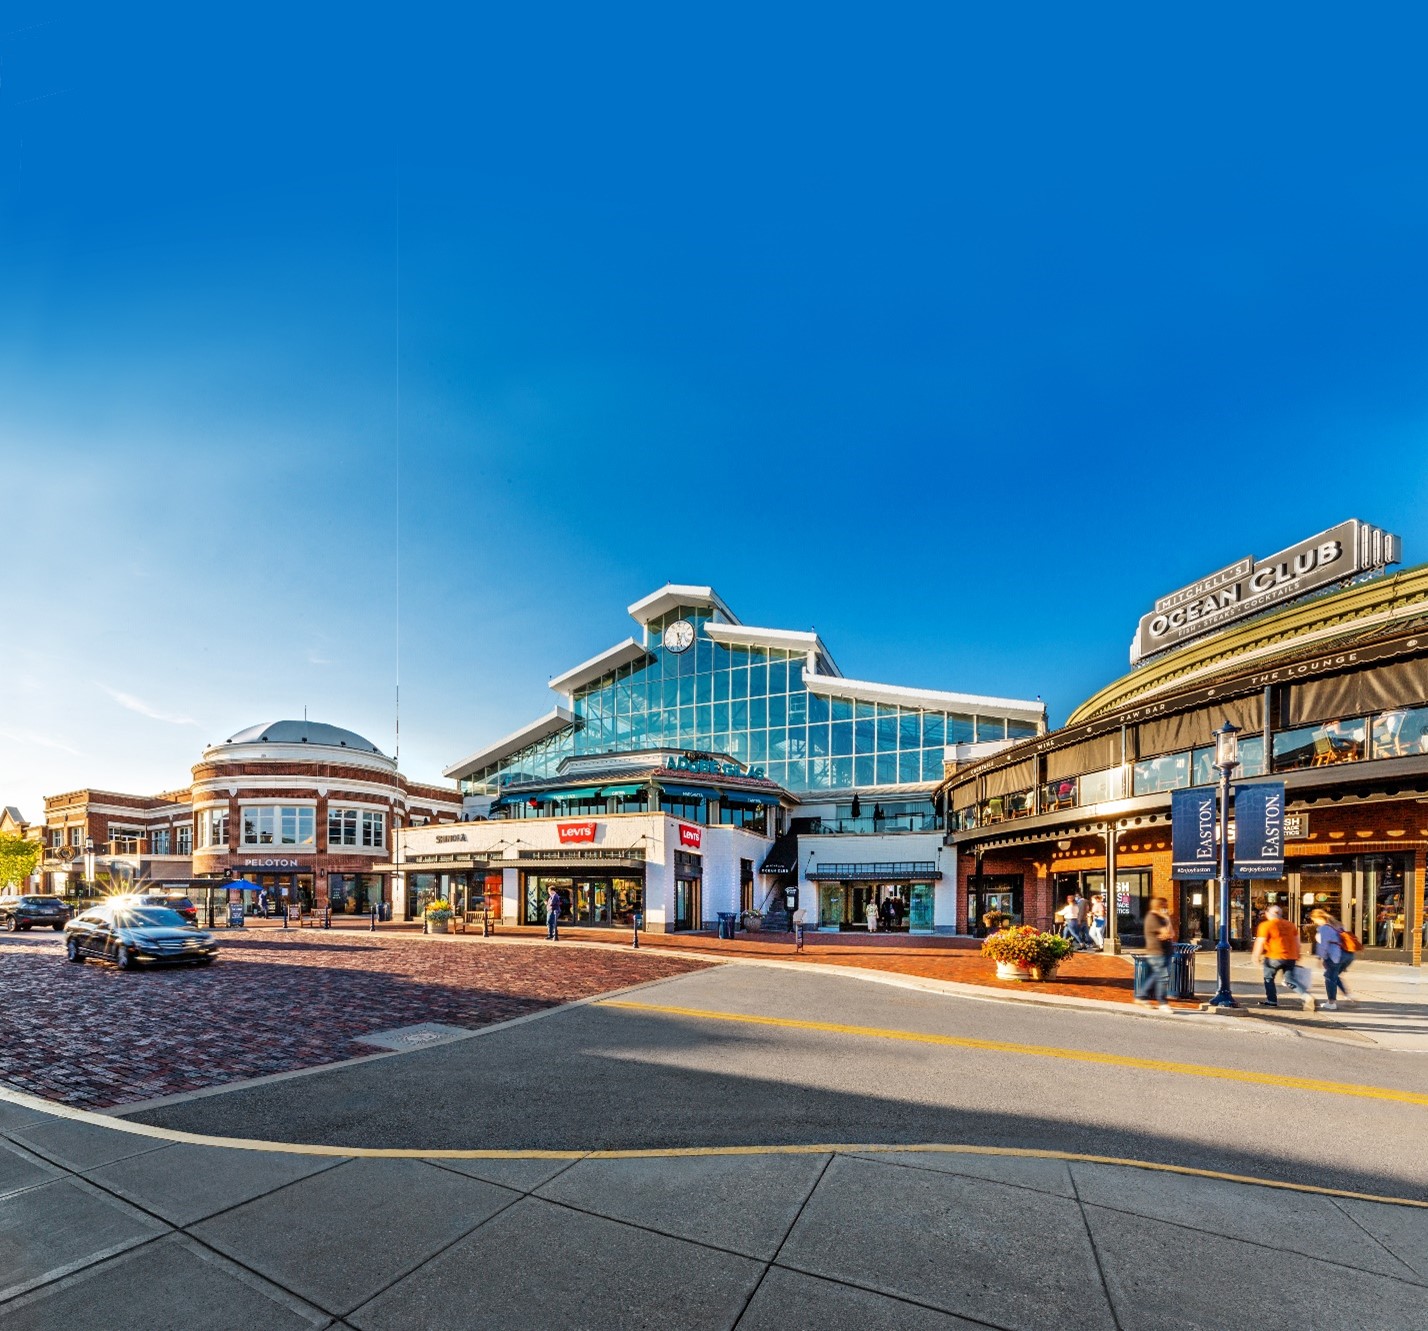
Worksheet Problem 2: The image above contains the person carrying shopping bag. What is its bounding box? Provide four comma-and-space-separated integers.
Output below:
1251, 905, 1315, 1011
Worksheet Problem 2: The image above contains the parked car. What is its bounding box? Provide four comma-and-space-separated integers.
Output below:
64, 903, 217, 970
134, 892, 199, 926
0, 894, 73, 932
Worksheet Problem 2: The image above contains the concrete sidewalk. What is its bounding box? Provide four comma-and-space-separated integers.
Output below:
2, 1091, 1426, 1330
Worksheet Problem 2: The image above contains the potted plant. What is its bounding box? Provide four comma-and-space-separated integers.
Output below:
425, 898, 453, 934
981, 924, 1073, 981
981, 910, 1011, 935
741, 909, 763, 932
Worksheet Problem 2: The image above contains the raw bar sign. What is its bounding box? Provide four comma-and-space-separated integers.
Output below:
1171, 788, 1217, 880
1233, 782, 1285, 879
1131, 519, 1399, 664
557, 822, 597, 845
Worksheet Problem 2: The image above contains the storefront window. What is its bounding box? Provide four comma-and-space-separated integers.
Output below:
1132, 751, 1190, 796
1371, 706, 1428, 758
1191, 735, 1266, 785
1078, 767, 1123, 806
1364, 854, 1410, 949
241, 806, 316, 847
1042, 777, 1077, 810
1272, 718, 1367, 771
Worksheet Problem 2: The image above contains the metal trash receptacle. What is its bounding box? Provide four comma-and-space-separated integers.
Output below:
1131, 954, 1150, 998
1170, 942, 1199, 1000
717, 912, 737, 940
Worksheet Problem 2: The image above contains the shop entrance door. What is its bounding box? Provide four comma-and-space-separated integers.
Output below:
818, 883, 845, 930
673, 878, 699, 931
970, 876, 1023, 936
1292, 861, 1352, 950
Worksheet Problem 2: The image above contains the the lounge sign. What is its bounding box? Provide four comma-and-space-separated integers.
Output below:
1171, 789, 1217, 880
1131, 520, 1399, 664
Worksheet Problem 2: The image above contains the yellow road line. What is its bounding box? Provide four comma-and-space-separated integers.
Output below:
0, 1086, 1423, 1207
596, 999, 1428, 1109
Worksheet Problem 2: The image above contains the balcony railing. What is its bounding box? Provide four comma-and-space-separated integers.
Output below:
811, 815, 942, 835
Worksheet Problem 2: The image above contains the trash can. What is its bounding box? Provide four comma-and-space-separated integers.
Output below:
717, 912, 737, 940
1170, 941, 1199, 1000
1131, 954, 1151, 998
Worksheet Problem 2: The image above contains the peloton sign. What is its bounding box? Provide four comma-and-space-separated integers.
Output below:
1131, 519, 1400, 665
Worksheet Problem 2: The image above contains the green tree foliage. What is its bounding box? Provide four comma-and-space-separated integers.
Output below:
0, 835, 42, 890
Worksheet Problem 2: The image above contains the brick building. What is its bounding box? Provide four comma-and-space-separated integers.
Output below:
40, 720, 460, 913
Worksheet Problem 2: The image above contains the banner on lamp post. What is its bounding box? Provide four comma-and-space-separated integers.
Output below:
1232, 782, 1285, 878
1171, 788, 1218, 880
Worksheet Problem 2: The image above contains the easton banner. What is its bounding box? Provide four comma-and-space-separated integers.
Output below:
1171, 788, 1218, 880
1233, 782, 1285, 879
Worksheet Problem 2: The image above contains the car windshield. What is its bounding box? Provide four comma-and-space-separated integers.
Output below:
108, 907, 187, 929
21, 897, 55, 906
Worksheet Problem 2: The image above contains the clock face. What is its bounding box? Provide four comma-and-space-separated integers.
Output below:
663, 619, 695, 653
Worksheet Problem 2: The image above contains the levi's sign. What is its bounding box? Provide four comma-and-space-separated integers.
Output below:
1131, 520, 1399, 664
678, 823, 702, 849
557, 822, 597, 844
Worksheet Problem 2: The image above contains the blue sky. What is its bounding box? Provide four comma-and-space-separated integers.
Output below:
3, 3, 1427, 817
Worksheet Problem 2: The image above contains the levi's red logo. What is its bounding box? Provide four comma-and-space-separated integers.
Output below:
557, 822, 597, 844
678, 823, 702, 849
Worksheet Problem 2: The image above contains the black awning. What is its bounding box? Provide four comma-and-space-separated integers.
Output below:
760, 831, 799, 875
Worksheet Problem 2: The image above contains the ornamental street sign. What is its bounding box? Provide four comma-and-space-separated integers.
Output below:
1131, 519, 1400, 665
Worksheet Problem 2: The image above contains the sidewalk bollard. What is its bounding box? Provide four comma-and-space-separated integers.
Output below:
322, 906, 330, 930
370, 906, 377, 933
631, 911, 641, 950
282, 908, 288, 931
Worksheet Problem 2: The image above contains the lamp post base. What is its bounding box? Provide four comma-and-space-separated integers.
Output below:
1208, 940, 1238, 1007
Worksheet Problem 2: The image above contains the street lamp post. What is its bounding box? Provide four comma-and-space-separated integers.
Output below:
1209, 721, 1241, 1008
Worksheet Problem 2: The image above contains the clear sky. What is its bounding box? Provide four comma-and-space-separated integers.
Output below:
3, 3, 1427, 819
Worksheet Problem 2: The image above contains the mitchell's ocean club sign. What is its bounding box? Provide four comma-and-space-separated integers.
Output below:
1131, 519, 1400, 665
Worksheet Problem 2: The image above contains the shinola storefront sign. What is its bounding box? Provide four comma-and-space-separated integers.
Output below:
1131, 519, 1400, 665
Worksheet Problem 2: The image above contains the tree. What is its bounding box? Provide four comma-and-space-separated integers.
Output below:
0, 835, 42, 891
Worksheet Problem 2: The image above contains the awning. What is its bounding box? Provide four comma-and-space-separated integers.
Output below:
807, 862, 942, 881
599, 783, 646, 798
657, 784, 710, 801
550, 787, 603, 801
721, 791, 781, 807
760, 831, 799, 875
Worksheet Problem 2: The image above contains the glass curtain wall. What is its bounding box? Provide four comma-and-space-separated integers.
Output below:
463, 605, 1035, 798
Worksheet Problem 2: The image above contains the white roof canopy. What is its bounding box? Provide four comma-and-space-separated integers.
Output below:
548, 638, 651, 697
443, 708, 575, 780
626, 584, 738, 627
802, 671, 1046, 727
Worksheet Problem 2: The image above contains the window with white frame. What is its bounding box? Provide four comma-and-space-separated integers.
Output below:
328, 807, 385, 849
151, 828, 171, 854
69, 826, 84, 847
199, 809, 230, 848
51, 829, 63, 848
241, 806, 315, 848
176, 825, 192, 855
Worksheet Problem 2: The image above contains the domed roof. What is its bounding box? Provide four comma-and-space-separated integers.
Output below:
224, 720, 389, 757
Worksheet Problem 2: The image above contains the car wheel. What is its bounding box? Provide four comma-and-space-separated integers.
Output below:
51, 923, 63, 931
66, 939, 83, 964
2, 916, 16, 932
115, 945, 133, 971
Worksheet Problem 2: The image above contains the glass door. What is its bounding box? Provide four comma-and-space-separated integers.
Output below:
818, 883, 845, 930
673, 878, 698, 930
908, 883, 934, 934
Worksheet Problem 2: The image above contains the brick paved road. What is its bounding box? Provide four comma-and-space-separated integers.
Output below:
0, 933, 706, 1111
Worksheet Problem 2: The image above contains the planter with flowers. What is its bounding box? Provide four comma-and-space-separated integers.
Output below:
981, 925, 1073, 981
425, 899, 453, 934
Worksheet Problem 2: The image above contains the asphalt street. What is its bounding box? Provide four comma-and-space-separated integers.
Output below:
124, 963, 1428, 1200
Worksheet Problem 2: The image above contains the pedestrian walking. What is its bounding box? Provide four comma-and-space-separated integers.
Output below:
1059, 895, 1079, 944
1136, 895, 1175, 1011
865, 896, 879, 932
546, 887, 562, 941
1089, 894, 1106, 950
1252, 905, 1315, 1010
1309, 908, 1357, 1009
257, 889, 267, 919
1073, 892, 1096, 950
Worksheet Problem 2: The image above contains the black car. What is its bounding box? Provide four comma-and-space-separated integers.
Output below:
134, 892, 199, 926
64, 903, 218, 970
0, 894, 73, 932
